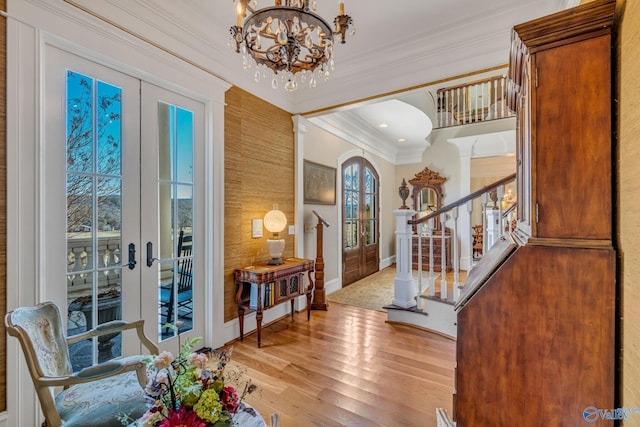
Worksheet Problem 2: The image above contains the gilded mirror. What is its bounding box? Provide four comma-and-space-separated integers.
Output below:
409, 166, 446, 231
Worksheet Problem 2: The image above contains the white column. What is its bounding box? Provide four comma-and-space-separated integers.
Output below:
447, 130, 516, 270
292, 115, 307, 259
292, 115, 308, 313
451, 139, 472, 271
392, 209, 417, 309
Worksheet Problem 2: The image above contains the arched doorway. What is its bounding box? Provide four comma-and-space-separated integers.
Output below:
342, 157, 380, 286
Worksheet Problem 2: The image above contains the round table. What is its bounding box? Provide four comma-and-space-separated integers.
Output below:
129, 403, 265, 426
233, 403, 267, 427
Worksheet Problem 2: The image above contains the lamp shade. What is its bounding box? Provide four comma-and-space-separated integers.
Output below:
264, 209, 287, 233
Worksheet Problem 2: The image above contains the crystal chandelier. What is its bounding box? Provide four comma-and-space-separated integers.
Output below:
230, 0, 354, 92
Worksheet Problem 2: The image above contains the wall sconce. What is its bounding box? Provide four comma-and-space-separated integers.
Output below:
264, 205, 287, 265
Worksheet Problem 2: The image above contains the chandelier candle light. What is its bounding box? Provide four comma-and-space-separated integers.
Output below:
230, 0, 354, 91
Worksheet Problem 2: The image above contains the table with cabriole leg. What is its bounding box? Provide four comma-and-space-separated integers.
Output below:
234, 258, 315, 348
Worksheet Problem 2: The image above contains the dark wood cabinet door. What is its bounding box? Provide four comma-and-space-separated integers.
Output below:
534, 35, 612, 240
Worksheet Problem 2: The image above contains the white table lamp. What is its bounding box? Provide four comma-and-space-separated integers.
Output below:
264, 206, 287, 265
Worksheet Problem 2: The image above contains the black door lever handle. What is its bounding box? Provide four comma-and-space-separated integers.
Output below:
147, 241, 159, 267
127, 243, 137, 270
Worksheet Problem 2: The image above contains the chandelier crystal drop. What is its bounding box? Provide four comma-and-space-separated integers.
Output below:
230, 0, 354, 92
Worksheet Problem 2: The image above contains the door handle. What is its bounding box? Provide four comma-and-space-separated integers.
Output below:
146, 241, 159, 267
127, 243, 137, 270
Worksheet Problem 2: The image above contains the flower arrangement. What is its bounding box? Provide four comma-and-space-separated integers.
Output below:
133, 336, 257, 427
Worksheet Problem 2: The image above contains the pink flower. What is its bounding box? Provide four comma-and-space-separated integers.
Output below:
138, 408, 164, 427
145, 370, 169, 397
153, 351, 174, 369
220, 386, 239, 414
155, 371, 169, 384
188, 352, 209, 368
157, 407, 207, 427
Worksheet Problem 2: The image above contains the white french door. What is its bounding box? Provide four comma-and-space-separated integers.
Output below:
44, 46, 204, 367
140, 82, 204, 349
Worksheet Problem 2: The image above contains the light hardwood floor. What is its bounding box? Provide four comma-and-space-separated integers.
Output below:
229, 302, 456, 426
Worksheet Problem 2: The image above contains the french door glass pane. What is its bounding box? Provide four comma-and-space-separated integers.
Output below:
365, 167, 378, 245
344, 163, 360, 250
157, 102, 194, 341
66, 71, 93, 173
176, 109, 194, 183
66, 70, 123, 371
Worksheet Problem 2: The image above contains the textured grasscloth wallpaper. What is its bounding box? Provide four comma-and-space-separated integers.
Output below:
223, 87, 294, 323
618, 0, 640, 411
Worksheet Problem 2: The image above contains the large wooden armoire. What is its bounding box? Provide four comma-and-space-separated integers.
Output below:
454, 1, 617, 425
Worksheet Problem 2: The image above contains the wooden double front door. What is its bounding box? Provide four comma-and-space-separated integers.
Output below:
342, 157, 379, 286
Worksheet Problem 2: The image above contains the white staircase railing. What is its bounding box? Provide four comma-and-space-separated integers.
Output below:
393, 173, 516, 309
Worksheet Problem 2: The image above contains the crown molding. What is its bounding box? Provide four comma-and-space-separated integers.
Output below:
309, 111, 431, 166
60, 0, 573, 115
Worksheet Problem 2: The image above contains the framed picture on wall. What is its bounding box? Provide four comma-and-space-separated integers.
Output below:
304, 160, 336, 205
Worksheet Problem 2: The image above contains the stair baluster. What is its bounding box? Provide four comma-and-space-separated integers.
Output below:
428, 219, 435, 297
417, 223, 424, 311
481, 193, 489, 257
440, 212, 448, 300
451, 206, 460, 301
466, 200, 474, 272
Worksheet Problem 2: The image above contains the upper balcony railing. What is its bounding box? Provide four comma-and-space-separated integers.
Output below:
436, 74, 515, 128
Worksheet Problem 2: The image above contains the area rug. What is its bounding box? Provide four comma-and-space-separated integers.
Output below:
327, 266, 398, 312
326, 266, 466, 312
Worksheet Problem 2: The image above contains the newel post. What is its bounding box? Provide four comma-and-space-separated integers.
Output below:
311, 210, 329, 310
393, 209, 417, 308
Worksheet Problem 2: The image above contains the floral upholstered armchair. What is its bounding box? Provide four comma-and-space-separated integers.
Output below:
5, 301, 159, 427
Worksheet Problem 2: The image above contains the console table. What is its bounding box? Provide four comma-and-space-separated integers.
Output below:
234, 258, 315, 348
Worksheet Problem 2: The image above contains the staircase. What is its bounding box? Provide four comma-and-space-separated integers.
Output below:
386, 173, 516, 339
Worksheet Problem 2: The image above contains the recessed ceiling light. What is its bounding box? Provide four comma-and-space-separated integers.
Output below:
379, 123, 389, 128
398, 138, 406, 142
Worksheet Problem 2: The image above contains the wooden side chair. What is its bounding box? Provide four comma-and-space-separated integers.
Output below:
5, 301, 159, 427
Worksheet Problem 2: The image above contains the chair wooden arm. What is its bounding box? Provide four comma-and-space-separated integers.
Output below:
66, 318, 159, 355
35, 358, 147, 388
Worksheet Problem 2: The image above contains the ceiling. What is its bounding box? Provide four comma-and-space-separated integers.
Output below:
67, 0, 578, 160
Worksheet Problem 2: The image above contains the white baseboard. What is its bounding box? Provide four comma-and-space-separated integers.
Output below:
381, 255, 395, 269
0, 411, 10, 427
222, 295, 309, 345
324, 277, 341, 295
